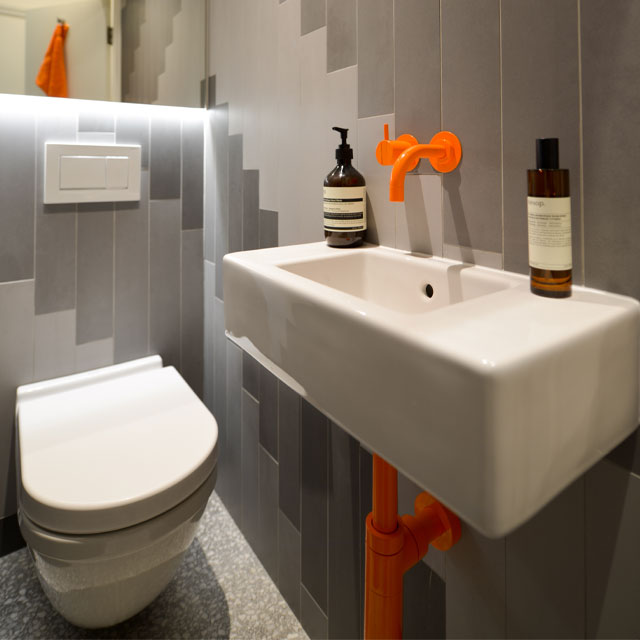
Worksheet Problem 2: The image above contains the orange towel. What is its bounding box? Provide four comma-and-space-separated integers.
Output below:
36, 23, 69, 98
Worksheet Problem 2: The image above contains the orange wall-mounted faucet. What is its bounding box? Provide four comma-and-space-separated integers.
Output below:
376, 124, 462, 201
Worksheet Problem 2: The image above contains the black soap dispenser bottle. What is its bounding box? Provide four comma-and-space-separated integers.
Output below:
324, 127, 366, 247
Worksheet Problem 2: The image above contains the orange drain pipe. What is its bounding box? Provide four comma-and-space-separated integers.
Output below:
364, 454, 461, 639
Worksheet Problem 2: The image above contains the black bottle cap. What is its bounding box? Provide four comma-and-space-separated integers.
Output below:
536, 138, 559, 170
333, 126, 353, 162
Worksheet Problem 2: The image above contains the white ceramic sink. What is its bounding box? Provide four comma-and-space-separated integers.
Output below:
224, 242, 640, 537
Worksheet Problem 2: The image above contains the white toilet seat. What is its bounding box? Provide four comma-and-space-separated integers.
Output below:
16, 356, 218, 535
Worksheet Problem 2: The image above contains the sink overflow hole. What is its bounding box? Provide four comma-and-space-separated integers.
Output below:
425, 284, 434, 298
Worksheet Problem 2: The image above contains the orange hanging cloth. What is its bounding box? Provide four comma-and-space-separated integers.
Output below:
35, 22, 69, 98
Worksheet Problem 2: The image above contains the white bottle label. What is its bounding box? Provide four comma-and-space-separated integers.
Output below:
527, 196, 572, 270
323, 186, 367, 232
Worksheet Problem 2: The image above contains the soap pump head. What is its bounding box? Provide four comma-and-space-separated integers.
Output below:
333, 126, 353, 162
536, 138, 560, 170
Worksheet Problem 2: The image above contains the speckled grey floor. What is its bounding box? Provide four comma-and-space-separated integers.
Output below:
0, 492, 308, 640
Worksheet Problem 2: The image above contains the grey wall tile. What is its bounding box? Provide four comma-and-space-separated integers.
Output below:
181, 230, 204, 397
76, 204, 114, 345
225, 340, 243, 526
502, 0, 581, 277
149, 199, 181, 368
505, 477, 585, 638
182, 117, 204, 230
278, 381, 301, 530
203, 260, 215, 411
116, 112, 150, 169
242, 351, 260, 400
586, 460, 640, 639
441, 0, 502, 254
207, 74, 216, 108
446, 526, 506, 639
114, 172, 149, 364
243, 170, 259, 251
204, 111, 215, 262
328, 422, 360, 640
0, 281, 34, 517
0, 514, 24, 557
301, 0, 326, 35
326, 0, 356, 73
259, 446, 280, 583
150, 115, 181, 199
260, 367, 279, 460
76, 337, 114, 373
403, 562, 446, 640
301, 585, 329, 640
278, 509, 301, 618
212, 299, 228, 502
301, 400, 328, 614
607, 427, 640, 477
359, 446, 372, 636
394, 0, 440, 160
241, 390, 260, 550
34, 310, 76, 381
357, 0, 394, 118
581, 0, 640, 298
259, 210, 279, 249
214, 104, 229, 299
228, 134, 244, 253
0, 110, 35, 283
35, 112, 77, 315
78, 113, 114, 132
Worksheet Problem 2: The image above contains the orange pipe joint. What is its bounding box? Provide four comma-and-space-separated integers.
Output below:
375, 124, 462, 202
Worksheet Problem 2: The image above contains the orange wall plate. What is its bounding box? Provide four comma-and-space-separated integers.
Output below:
428, 131, 462, 173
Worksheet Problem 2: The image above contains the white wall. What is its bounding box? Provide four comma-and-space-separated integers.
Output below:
0, 14, 26, 95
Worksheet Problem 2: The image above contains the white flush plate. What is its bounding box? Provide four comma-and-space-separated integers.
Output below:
44, 143, 141, 204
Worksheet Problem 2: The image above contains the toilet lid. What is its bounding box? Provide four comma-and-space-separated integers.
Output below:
17, 363, 218, 535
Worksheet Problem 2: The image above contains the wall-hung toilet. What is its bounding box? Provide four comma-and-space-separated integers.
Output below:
15, 355, 218, 629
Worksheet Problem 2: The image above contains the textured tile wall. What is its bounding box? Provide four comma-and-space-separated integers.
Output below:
0, 96, 205, 553
206, 1, 640, 638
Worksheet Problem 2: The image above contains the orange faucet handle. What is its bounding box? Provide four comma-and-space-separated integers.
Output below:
376, 125, 418, 166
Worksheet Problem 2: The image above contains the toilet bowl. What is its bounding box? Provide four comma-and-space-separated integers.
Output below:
15, 356, 218, 629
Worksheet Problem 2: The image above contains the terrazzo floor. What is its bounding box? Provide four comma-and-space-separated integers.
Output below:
0, 492, 308, 640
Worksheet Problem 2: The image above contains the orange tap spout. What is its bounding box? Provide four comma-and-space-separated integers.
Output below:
389, 144, 445, 202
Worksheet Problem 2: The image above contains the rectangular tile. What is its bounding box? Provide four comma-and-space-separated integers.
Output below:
242, 170, 259, 251
259, 446, 279, 583
181, 230, 204, 397
114, 171, 149, 364
606, 427, 640, 477
301, 400, 328, 614
116, 112, 149, 169
581, 0, 640, 298
441, 0, 502, 254
224, 340, 243, 526
35, 112, 77, 315
278, 509, 301, 618
586, 459, 640, 639
182, 116, 204, 230
301, 584, 329, 640
445, 525, 506, 639
259, 366, 279, 461
34, 310, 76, 382
359, 446, 373, 636
326, 0, 356, 73
301, 0, 326, 35
76, 337, 114, 373
0, 281, 34, 517
357, 0, 394, 118
150, 114, 181, 200
0, 109, 35, 282
203, 260, 215, 411
502, 0, 581, 277
242, 350, 260, 400
443, 243, 503, 269
213, 104, 229, 299
278, 381, 301, 530
228, 134, 244, 253
241, 390, 260, 551
212, 299, 228, 502
149, 199, 181, 368
259, 209, 279, 249
207, 74, 216, 108
78, 112, 114, 132
328, 422, 360, 640
76, 203, 114, 345
0, 514, 25, 558
394, 0, 440, 160
204, 110, 215, 262
505, 477, 585, 638
403, 562, 446, 640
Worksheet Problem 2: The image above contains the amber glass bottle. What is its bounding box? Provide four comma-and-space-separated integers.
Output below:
324, 127, 366, 247
527, 138, 571, 298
